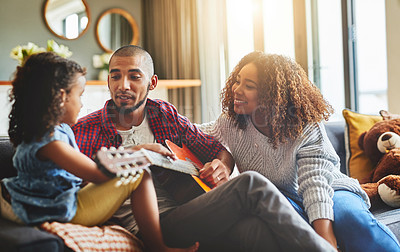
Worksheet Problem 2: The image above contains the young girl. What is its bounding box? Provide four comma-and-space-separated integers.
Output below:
201, 51, 400, 252
0, 52, 197, 252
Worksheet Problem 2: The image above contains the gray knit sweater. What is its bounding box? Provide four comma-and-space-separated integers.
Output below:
200, 114, 370, 224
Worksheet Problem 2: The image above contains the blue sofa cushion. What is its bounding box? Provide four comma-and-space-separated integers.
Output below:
0, 137, 68, 252
0, 218, 64, 252
325, 122, 347, 175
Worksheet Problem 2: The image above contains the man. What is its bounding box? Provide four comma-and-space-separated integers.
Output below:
73, 45, 336, 252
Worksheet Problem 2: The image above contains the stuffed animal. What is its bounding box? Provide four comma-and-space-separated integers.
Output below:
358, 117, 400, 208
358, 118, 400, 166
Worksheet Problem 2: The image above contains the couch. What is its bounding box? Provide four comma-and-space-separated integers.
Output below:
1, 122, 400, 251
0, 136, 72, 252
325, 121, 400, 238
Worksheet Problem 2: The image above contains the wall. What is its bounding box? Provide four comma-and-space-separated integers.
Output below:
386, 0, 400, 114
0, 0, 143, 136
0, 0, 142, 81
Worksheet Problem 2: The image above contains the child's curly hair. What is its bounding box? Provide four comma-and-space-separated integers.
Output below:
221, 51, 333, 147
8, 52, 86, 146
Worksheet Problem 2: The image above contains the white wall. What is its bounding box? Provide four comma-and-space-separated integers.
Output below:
0, 85, 111, 137
0, 0, 142, 81
386, 0, 400, 114
0, 84, 168, 137
0, 86, 11, 136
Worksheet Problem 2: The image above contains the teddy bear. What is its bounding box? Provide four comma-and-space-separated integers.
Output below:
357, 113, 400, 208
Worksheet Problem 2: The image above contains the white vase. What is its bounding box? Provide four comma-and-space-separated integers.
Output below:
98, 69, 108, 81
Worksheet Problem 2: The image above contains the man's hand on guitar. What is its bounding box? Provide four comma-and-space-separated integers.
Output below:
199, 159, 230, 187
131, 143, 177, 160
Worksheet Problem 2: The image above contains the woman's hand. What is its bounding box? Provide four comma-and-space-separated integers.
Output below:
312, 219, 338, 251
199, 149, 234, 187
199, 159, 231, 187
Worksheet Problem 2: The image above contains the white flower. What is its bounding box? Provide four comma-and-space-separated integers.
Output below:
47, 39, 72, 58
10, 46, 24, 64
10, 43, 46, 65
92, 53, 112, 70
23, 42, 46, 56
100, 53, 111, 65
10, 40, 72, 66
92, 55, 103, 68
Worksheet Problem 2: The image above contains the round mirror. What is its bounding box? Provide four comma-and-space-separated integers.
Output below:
44, 0, 90, 40
95, 8, 139, 53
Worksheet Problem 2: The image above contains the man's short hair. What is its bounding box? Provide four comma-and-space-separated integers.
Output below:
111, 45, 154, 77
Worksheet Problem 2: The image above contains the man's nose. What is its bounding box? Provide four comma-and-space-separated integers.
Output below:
121, 76, 130, 90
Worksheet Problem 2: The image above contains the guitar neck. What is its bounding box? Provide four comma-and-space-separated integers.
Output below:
94, 148, 150, 178
140, 149, 199, 176
94, 147, 200, 178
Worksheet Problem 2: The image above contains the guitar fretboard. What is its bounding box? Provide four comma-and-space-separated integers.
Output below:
140, 149, 200, 176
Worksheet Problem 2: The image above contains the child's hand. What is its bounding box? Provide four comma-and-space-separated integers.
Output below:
130, 143, 177, 160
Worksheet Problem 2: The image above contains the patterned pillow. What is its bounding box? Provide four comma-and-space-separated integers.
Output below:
40, 222, 144, 252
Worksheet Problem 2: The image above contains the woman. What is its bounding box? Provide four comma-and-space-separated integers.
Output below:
201, 51, 400, 252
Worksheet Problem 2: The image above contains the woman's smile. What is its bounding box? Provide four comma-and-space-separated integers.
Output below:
234, 99, 247, 105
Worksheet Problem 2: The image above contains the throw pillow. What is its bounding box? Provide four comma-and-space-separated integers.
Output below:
342, 109, 382, 181
40, 222, 144, 252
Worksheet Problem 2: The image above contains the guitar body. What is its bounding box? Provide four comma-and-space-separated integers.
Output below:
150, 140, 211, 204
151, 166, 207, 204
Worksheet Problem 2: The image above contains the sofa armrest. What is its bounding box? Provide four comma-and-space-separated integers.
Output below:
0, 136, 16, 180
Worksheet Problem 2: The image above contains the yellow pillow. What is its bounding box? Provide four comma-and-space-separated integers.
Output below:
342, 109, 382, 181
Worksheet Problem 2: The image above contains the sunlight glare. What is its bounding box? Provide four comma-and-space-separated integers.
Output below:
226, 0, 255, 71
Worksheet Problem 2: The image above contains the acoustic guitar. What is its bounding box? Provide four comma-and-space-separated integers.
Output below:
94, 146, 148, 187
94, 143, 211, 203
155, 140, 212, 203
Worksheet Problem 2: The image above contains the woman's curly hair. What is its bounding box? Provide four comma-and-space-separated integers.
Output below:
221, 51, 333, 147
8, 52, 86, 147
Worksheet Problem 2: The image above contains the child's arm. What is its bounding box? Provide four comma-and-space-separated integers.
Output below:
37, 140, 110, 183
38, 141, 177, 183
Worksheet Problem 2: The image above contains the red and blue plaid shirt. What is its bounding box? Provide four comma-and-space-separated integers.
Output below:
72, 98, 224, 163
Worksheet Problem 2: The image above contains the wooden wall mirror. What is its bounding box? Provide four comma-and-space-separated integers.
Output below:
43, 0, 90, 40
95, 8, 139, 53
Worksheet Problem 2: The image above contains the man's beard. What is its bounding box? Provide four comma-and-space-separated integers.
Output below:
115, 85, 150, 115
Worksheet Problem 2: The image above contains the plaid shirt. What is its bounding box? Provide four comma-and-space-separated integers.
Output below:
72, 98, 224, 163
